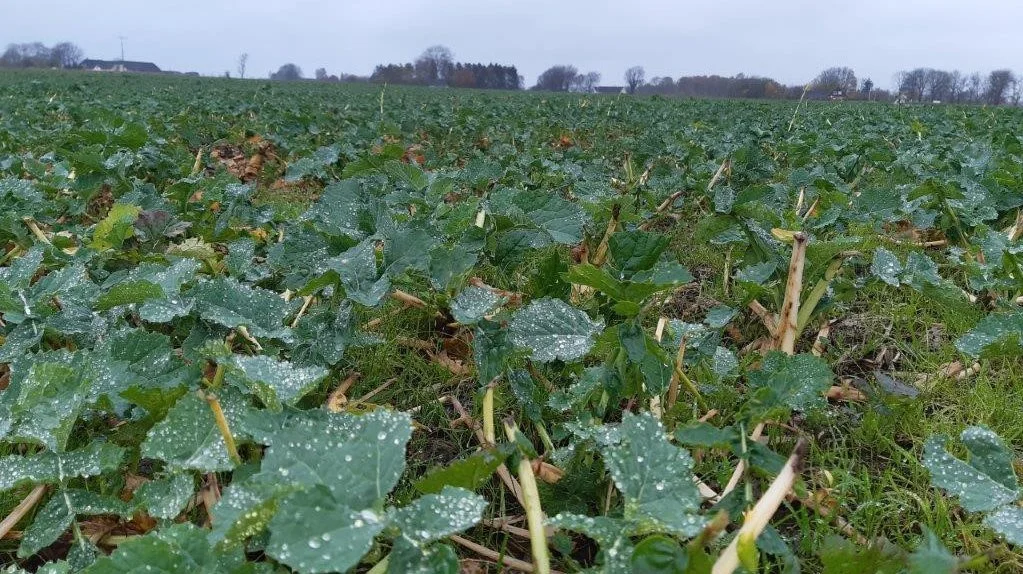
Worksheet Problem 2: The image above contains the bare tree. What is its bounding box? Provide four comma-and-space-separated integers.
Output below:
270, 63, 303, 81
51, 42, 83, 69
966, 73, 983, 103
315, 67, 328, 81
534, 65, 579, 91
624, 66, 645, 94
984, 69, 1015, 105
237, 53, 248, 79
813, 66, 857, 94
572, 71, 601, 93
414, 45, 454, 86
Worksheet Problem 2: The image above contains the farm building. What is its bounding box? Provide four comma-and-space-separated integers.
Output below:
80, 59, 161, 73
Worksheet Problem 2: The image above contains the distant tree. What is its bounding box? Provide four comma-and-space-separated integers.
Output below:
813, 66, 857, 94
624, 66, 645, 94
270, 63, 303, 81
315, 67, 328, 81
984, 69, 1015, 105
948, 70, 965, 103
51, 42, 83, 69
237, 53, 248, 79
966, 72, 983, 103
860, 78, 874, 99
414, 45, 454, 86
0, 44, 23, 67
534, 65, 579, 91
572, 71, 601, 93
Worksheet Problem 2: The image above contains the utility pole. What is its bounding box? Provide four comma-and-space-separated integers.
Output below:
118, 36, 126, 61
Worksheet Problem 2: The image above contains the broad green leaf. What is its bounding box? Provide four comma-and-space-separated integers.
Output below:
955, 311, 1023, 358
5, 362, 89, 451
817, 535, 904, 574
90, 203, 141, 251
83, 523, 247, 574
20, 491, 134, 557
289, 303, 354, 367
266, 487, 385, 574
386, 538, 458, 574
609, 230, 670, 276
450, 285, 504, 324
225, 354, 328, 411
871, 247, 902, 287
601, 413, 705, 537
301, 180, 374, 240
745, 352, 834, 417
208, 475, 294, 547
96, 280, 164, 310
390, 486, 487, 544
984, 505, 1023, 546
0, 443, 124, 491
549, 513, 634, 573
923, 426, 1019, 512
510, 190, 587, 244
261, 409, 412, 508
631, 535, 688, 574
136, 473, 194, 520
141, 390, 250, 472
189, 277, 296, 340
414, 447, 509, 494
285, 145, 340, 182
384, 226, 439, 277
509, 297, 603, 362
907, 529, 958, 574
674, 422, 739, 448
327, 239, 391, 307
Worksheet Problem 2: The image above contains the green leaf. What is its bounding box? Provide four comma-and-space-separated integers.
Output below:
391, 486, 487, 544
261, 409, 412, 508
955, 311, 1023, 358
327, 239, 391, 307
631, 535, 688, 574
83, 523, 246, 574
817, 535, 904, 574
509, 298, 603, 362
549, 513, 634, 573
414, 447, 509, 495
266, 486, 385, 574
386, 538, 458, 574
510, 190, 587, 244
907, 529, 958, 574
0, 443, 124, 491
136, 473, 194, 520
285, 145, 340, 182
96, 280, 165, 310
923, 426, 1019, 513
20, 491, 134, 557
674, 423, 739, 448
301, 180, 374, 240
609, 231, 670, 276
601, 412, 705, 537
450, 285, 504, 324
225, 354, 328, 411
208, 475, 293, 547
4, 361, 89, 451
745, 352, 834, 417
141, 390, 250, 472
984, 505, 1023, 546
871, 247, 902, 287
90, 203, 141, 251
189, 277, 296, 340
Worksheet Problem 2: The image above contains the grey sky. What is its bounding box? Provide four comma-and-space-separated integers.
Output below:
3, 0, 1021, 89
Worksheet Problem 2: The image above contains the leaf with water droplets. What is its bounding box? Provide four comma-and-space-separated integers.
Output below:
745, 352, 834, 419
326, 239, 391, 307
450, 285, 504, 324
225, 354, 328, 411
609, 230, 670, 276
301, 180, 375, 241
90, 203, 141, 251
19, 490, 134, 557
549, 513, 634, 573
83, 523, 247, 573
984, 505, 1023, 546
261, 409, 413, 508
95, 280, 164, 311
141, 389, 251, 472
4, 362, 89, 452
907, 528, 958, 573
208, 474, 296, 547
414, 447, 510, 495
266, 487, 384, 574
509, 298, 603, 363
386, 538, 459, 574
0, 443, 124, 492
188, 277, 296, 340
391, 486, 487, 544
600, 412, 706, 538
923, 426, 1019, 512
870, 247, 902, 287
136, 473, 194, 520
954, 311, 1023, 358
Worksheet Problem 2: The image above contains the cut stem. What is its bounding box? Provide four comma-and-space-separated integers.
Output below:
776, 232, 808, 354
712, 438, 808, 574
0, 484, 47, 539
482, 380, 497, 446
505, 420, 551, 574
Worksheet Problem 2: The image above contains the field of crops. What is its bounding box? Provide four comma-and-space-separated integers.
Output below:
1, 69, 1023, 573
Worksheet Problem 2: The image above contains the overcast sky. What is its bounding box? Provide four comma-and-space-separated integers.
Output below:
3, 0, 1021, 88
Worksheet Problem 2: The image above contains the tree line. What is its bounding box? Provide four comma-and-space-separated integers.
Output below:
0, 41, 84, 69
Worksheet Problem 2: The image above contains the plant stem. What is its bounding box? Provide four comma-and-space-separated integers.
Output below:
712, 438, 808, 574
482, 381, 497, 446
205, 363, 241, 465
505, 420, 551, 574
0, 484, 47, 539
795, 255, 846, 335
776, 232, 808, 354
365, 554, 390, 574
